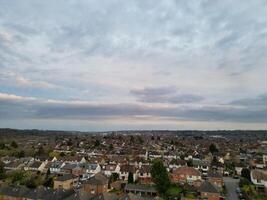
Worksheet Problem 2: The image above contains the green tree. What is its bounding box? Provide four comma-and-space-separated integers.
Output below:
0, 161, 5, 179
0, 142, 5, 149
137, 136, 144, 144
151, 159, 170, 194
241, 168, 251, 182
94, 140, 100, 147
209, 143, 218, 154
11, 141, 18, 148
17, 150, 25, 158
128, 172, 134, 184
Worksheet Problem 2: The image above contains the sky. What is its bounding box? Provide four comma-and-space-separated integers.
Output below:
0, 0, 267, 131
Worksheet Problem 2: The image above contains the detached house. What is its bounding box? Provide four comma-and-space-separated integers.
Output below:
102, 164, 120, 177
50, 161, 65, 174
138, 165, 152, 184
207, 171, 224, 191
83, 173, 109, 195
192, 159, 210, 176
53, 174, 79, 190
171, 166, 202, 186
251, 169, 267, 192
199, 181, 221, 200
119, 165, 138, 182
24, 161, 47, 172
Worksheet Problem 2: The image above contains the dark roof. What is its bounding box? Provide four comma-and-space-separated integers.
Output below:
124, 184, 157, 193
56, 174, 77, 182
192, 159, 210, 167
207, 171, 223, 179
61, 163, 78, 170
0, 186, 29, 197
91, 192, 118, 200
120, 165, 137, 173
199, 181, 219, 194
119, 193, 147, 200
29, 161, 43, 168
139, 165, 151, 173
251, 170, 267, 181
0, 186, 75, 200
85, 173, 108, 185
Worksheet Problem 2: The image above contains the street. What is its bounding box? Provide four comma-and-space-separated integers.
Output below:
224, 177, 239, 200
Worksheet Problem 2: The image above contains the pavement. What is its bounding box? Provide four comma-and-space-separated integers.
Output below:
223, 177, 239, 200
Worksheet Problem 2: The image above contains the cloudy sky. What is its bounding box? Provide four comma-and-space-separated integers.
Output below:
0, 0, 267, 131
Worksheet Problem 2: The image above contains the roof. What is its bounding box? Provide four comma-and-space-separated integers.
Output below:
199, 181, 219, 194
120, 165, 137, 173
29, 161, 43, 168
56, 174, 77, 182
124, 184, 157, 193
61, 163, 78, 170
251, 169, 267, 181
172, 167, 201, 176
192, 159, 210, 167
139, 165, 150, 173
119, 193, 147, 200
85, 173, 108, 185
91, 192, 118, 200
0, 186, 75, 200
207, 171, 223, 179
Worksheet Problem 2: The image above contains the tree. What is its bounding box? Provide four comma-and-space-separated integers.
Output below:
241, 168, 251, 182
11, 141, 18, 148
0, 142, 5, 149
17, 150, 25, 158
137, 136, 144, 144
209, 143, 218, 154
128, 172, 134, 184
187, 159, 193, 167
130, 136, 135, 143
0, 161, 5, 179
94, 140, 100, 147
151, 159, 170, 194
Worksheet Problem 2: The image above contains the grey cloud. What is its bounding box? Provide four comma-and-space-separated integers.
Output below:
231, 94, 267, 106
1, 93, 267, 123
130, 87, 204, 104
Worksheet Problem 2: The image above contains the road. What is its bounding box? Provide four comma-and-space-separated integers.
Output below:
223, 177, 239, 200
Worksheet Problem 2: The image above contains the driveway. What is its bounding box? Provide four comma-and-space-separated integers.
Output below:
223, 177, 239, 200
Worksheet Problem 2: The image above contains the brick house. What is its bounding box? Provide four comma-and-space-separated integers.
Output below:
171, 166, 202, 186
53, 174, 78, 190
83, 173, 109, 195
199, 181, 221, 200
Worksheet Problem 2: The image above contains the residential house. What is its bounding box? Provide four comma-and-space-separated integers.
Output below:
4, 161, 24, 171
102, 164, 120, 177
207, 171, 224, 191
24, 161, 47, 172
138, 165, 152, 184
50, 161, 65, 174
124, 184, 157, 197
171, 166, 202, 186
251, 169, 267, 192
199, 181, 221, 200
192, 159, 210, 176
119, 165, 138, 182
83, 173, 109, 195
54, 174, 78, 190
